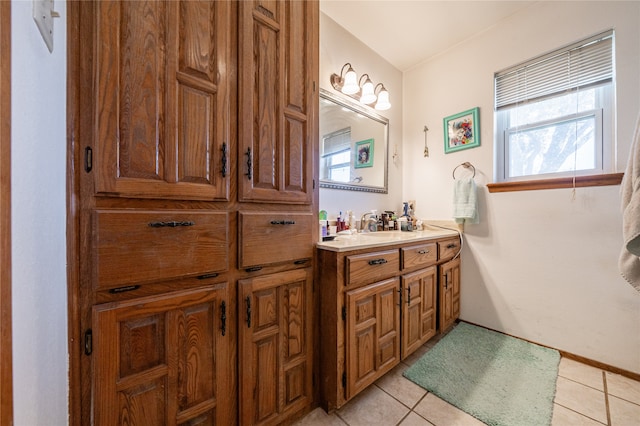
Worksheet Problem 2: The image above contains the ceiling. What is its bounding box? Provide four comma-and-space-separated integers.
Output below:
320, 1, 536, 71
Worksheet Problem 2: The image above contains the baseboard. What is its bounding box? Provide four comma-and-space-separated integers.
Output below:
458, 320, 640, 382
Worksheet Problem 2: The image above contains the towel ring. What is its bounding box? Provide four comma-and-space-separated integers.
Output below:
452, 162, 476, 180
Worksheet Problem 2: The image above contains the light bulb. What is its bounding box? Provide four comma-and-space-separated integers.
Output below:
342, 67, 359, 95
375, 87, 391, 110
360, 77, 377, 104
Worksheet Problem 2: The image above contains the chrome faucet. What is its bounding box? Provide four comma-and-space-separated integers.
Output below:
360, 212, 378, 232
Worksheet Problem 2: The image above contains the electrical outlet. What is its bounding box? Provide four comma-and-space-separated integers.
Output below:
33, 0, 59, 53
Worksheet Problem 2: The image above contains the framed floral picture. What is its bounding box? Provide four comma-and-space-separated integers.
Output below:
355, 138, 374, 168
443, 107, 480, 153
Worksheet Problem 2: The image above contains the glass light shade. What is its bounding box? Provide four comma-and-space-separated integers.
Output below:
360, 78, 377, 104
341, 68, 359, 95
375, 88, 391, 110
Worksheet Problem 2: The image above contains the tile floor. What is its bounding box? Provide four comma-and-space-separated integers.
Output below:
294, 331, 640, 426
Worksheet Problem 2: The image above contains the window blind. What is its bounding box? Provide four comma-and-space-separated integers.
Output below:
495, 30, 613, 110
322, 127, 351, 157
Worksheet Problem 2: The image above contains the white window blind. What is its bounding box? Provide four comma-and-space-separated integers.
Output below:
322, 127, 351, 157
495, 30, 613, 110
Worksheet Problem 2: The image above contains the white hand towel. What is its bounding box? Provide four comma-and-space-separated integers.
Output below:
619, 113, 640, 292
453, 177, 479, 225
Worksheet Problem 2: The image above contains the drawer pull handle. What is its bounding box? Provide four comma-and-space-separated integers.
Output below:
197, 273, 219, 280
148, 221, 195, 228
245, 266, 262, 273
270, 220, 296, 225
368, 259, 388, 266
418, 250, 429, 254
294, 259, 308, 265
108, 285, 140, 294
447, 243, 457, 249
406, 286, 411, 305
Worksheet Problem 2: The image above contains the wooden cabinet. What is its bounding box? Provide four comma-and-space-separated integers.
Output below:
93, 0, 232, 201
238, 0, 314, 204
345, 278, 400, 399
317, 235, 461, 410
69, 1, 318, 425
238, 269, 313, 425
92, 284, 232, 425
401, 266, 437, 358
439, 257, 461, 332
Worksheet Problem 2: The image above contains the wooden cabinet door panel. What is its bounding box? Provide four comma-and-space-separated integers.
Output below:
345, 278, 400, 399
439, 257, 461, 332
92, 285, 230, 425
238, 0, 314, 204
239, 268, 313, 426
401, 266, 437, 358
94, 1, 231, 201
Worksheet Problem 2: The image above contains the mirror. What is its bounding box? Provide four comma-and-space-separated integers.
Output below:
319, 88, 389, 193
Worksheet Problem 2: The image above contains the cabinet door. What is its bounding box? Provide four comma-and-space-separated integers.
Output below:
94, 1, 231, 201
239, 268, 313, 425
345, 278, 400, 399
439, 257, 461, 332
92, 284, 232, 425
401, 266, 437, 358
238, 0, 316, 204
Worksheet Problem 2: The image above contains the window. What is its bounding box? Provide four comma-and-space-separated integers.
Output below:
321, 127, 352, 183
494, 30, 614, 183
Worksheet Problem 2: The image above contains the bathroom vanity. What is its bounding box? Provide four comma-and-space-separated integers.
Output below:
316, 229, 461, 411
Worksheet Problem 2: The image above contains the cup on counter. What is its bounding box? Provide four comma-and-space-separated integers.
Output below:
329, 225, 337, 235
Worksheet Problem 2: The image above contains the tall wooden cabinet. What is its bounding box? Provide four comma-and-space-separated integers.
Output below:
238, 1, 314, 204
68, 1, 318, 425
94, 0, 232, 201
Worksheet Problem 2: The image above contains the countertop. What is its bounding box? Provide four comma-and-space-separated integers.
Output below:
316, 225, 460, 252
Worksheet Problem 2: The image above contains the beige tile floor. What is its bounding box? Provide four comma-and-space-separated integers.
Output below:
294, 332, 640, 426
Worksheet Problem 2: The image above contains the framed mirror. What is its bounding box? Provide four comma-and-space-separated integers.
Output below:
319, 88, 389, 193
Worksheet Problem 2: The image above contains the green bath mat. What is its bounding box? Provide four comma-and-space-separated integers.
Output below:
403, 322, 560, 426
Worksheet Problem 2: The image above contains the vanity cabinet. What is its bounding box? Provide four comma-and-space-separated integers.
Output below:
439, 257, 461, 332
317, 234, 461, 410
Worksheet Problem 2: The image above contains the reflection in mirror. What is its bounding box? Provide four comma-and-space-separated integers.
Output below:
319, 89, 389, 193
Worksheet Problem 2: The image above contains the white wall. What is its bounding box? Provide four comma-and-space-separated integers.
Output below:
319, 13, 404, 221
403, 1, 640, 373
11, 0, 69, 424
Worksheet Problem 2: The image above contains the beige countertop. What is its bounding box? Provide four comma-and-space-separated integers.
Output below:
316, 225, 460, 252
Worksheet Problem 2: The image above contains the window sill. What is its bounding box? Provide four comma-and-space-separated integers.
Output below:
487, 173, 623, 193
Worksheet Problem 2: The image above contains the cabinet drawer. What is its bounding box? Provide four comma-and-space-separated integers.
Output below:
438, 238, 461, 261
239, 212, 314, 268
93, 210, 229, 290
401, 243, 437, 270
346, 250, 400, 288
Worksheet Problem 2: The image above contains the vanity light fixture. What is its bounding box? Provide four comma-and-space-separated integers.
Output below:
330, 63, 392, 110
